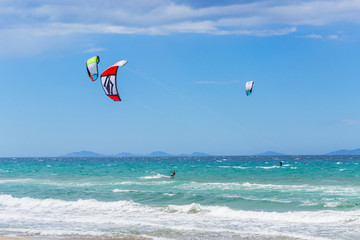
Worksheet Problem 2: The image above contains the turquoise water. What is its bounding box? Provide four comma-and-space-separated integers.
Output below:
0, 156, 360, 239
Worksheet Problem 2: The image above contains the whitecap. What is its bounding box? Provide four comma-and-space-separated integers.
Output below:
256, 166, 278, 169
163, 193, 175, 196
139, 173, 171, 179
219, 166, 249, 169
324, 201, 341, 208
1, 195, 360, 239
0, 178, 35, 184
112, 189, 132, 193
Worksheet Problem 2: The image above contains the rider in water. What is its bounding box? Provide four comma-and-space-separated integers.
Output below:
170, 170, 175, 178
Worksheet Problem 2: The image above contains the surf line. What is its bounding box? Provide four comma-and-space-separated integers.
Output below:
125, 66, 344, 180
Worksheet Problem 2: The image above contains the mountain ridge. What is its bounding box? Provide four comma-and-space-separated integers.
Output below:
60, 151, 210, 157
60, 148, 360, 157
326, 148, 360, 155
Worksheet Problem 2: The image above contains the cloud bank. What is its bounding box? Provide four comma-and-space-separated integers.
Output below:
2, 0, 360, 35
1, 0, 359, 56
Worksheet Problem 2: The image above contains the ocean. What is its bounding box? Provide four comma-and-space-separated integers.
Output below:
0, 156, 359, 240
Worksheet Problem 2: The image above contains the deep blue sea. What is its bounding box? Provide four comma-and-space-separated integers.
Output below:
0, 156, 360, 240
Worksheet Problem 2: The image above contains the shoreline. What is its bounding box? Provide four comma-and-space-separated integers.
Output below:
0, 237, 34, 240
0, 237, 150, 240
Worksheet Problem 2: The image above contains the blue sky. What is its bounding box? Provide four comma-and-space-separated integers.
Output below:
1, 0, 360, 157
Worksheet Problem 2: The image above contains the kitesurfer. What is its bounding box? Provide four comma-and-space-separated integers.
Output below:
170, 170, 175, 178
279, 161, 283, 167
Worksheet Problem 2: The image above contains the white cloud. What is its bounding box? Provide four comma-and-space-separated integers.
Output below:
304, 34, 323, 39
303, 33, 343, 40
340, 119, 360, 125
327, 34, 339, 39
222, 27, 297, 37
0, 0, 359, 56
83, 48, 106, 53
2, 0, 360, 35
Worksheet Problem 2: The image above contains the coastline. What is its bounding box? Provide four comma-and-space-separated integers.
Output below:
0, 237, 33, 240
0, 237, 150, 240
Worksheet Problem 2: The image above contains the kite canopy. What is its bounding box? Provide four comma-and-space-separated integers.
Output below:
245, 81, 254, 96
100, 60, 128, 101
86, 56, 100, 81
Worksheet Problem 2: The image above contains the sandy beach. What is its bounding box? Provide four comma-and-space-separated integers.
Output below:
0, 237, 38, 240
0, 237, 150, 240
0, 237, 25, 240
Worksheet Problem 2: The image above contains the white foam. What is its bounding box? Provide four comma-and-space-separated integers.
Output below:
177, 181, 360, 197
256, 166, 279, 169
324, 201, 341, 208
179, 181, 310, 192
0, 178, 100, 187
0, 179, 34, 184
299, 200, 319, 207
117, 180, 172, 185
165, 202, 360, 224
163, 193, 175, 196
112, 189, 132, 193
1, 195, 360, 239
139, 173, 171, 179
219, 166, 249, 169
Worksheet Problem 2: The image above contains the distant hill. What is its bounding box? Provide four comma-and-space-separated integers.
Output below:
60, 150, 212, 157
191, 152, 210, 156
255, 151, 285, 156
60, 151, 172, 157
61, 150, 319, 157
114, 152, 137, 157
61, 151, 105, 157
326, 148, 360, 155
147, 151, 172, 157
164, 152, 210, 156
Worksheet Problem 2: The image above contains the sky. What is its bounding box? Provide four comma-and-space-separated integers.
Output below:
0, 0, 360, 157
